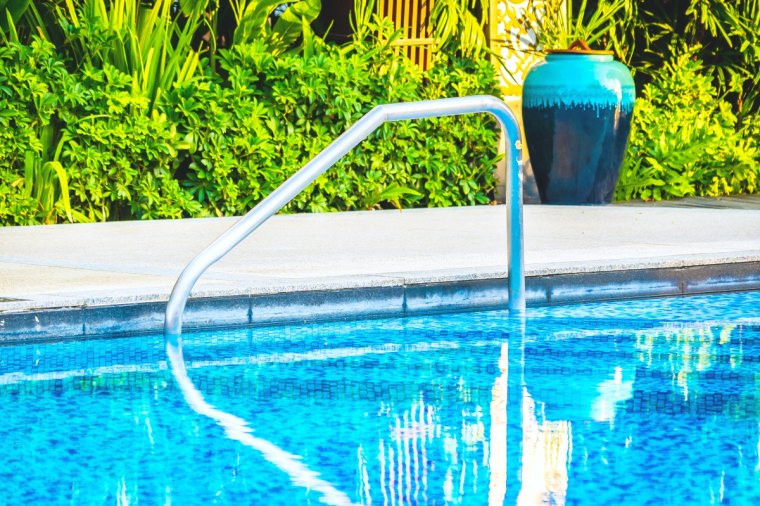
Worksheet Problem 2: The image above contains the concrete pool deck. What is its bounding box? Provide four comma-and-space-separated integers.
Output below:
1, 204, 760, 339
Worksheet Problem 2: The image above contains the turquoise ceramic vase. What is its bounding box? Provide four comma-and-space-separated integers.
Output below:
522, 50, 635, 204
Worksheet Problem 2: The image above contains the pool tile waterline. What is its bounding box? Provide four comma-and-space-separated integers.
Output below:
3, 261, 760, 342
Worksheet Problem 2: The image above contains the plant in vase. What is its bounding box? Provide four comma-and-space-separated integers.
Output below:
519, 0, 635, 204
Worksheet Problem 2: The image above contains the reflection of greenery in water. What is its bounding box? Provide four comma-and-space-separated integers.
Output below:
524, 317, 760, 505
633, 324, 748, 407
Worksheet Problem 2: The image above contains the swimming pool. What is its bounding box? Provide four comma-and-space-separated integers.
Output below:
2, 291, 759, 505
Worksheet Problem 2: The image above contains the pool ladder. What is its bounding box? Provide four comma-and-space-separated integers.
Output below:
164, 95, 525, 342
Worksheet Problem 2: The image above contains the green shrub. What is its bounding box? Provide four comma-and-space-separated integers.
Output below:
0, 38, 201, 225
0, 38, 71, 225
615, 48, 760, 201
0, 168, 39, 226
164, 40, 502, 216
57, 63, 201, 221
1, 34, 502, 225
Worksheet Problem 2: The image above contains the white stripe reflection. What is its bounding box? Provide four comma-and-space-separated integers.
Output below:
0, 340, 504, 386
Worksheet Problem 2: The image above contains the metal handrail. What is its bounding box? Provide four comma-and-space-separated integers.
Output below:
164, 95, 525, 343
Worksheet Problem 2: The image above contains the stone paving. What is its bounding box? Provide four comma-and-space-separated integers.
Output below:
1, 204, 759, 317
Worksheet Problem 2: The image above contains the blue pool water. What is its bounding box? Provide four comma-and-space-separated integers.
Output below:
2, 291, 760, 505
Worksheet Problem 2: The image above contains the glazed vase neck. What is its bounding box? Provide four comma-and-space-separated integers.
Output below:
546, 54, 614, 63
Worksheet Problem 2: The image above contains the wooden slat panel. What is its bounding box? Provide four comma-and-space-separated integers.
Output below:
410, 0, 419, 38
376, 0, 437, 70
409, 2, 420, 67
421, 0, 433, 69
390, 37, 436, 47
395, 0, 403, 33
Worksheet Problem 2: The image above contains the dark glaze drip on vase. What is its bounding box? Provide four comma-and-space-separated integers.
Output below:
523, 103, 633, 204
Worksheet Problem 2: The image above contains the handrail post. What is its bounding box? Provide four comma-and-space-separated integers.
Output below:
164, 95, 525, 344
499, 107, 526, 314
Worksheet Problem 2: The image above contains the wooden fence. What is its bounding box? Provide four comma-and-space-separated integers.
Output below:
321, 1, 543, 96
378, 0, 436, 69
376, 1, 535, 95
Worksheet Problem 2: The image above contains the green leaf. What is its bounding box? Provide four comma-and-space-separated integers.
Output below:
45, 160, 74, 223
0, 0, 30, 31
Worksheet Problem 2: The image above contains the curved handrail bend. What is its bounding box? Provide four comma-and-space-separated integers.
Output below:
164, 95, 525, 344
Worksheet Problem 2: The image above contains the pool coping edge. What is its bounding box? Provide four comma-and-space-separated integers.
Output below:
2, 260, 760, 343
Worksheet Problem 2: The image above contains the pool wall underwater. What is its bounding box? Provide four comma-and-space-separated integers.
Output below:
3, 260, 760, 343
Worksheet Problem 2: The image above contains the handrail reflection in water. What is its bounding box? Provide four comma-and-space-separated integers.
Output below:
165, 341, 358, 506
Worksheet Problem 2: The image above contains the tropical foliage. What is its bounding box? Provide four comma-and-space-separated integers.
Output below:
0, 1, 502, 225
0, 0, 31, 33
0, 38, 198, 224
52, 0, 210, 108
430, 0, 490, 58
615, 49, 759, 201
518, 0, 630, 53
518, 0, 759, 120
0, 38, 73, 225
621, 0, 760, 124
612, 0, 760, 200
1, 0, 760, 222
